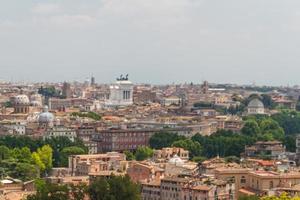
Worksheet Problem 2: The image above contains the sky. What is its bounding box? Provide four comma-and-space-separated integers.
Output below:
0, 0, 300, 85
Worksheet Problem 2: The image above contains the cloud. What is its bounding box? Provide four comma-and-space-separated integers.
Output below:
2, 0, 300, 85
49, 14, 96, 27
98, 0, 202, 17
32, 3, 62, 15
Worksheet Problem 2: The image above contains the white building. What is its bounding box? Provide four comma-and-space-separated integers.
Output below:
38, 106, 55, 128
105, 75, 133, 107
247, 98, 265, 115
2, 121, 27, 135
44, 126, 77, 142
161, 96, 181, 106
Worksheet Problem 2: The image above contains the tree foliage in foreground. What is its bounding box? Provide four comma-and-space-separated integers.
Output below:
0, 145, 52, 181
261, 192, 300, 200
89, 175, 141, 200
27, 175, 140, 200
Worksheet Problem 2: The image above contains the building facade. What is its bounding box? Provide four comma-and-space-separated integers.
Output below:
77, 126, 98, 154
247, 98, 265, 115
105, 76, 134, 107
68, 152, 126, 176
93, 128, 156, 152
44, 126, 77, 142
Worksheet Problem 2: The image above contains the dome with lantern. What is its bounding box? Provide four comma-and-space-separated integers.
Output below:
38, 106, 55, 125
12, 95, 30, 105
30, 93, 43, 107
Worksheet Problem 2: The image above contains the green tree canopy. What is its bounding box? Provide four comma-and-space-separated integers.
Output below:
27, 180, 69, 200
88, 175, 140, 200
37, 145, 53, 172
192, 130, 256, 158
13, 163, 39, 181
241, 120, 261, 136
149, 132, 186, 149
259, 119, 285, 141
261, 94, 275, 109
60, 146, 86, 167
172, 139, 202, 158
124, 151, 135, 161
0, 145, 10, 161
135, 147, 153, 161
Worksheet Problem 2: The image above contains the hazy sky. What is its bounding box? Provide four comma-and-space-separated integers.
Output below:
1, 0, 300, 85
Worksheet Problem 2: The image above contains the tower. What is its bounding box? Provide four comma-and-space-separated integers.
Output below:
202, 81, 209, 94
91, 76, 95, 86
62, 82, 72, 98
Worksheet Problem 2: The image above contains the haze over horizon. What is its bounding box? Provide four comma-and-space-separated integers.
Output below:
1, 0, 300, 85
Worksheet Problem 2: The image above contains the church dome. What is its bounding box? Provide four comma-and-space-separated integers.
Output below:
168, 154, 184, 166
31, 101, 42, 107
248, 98, 264, 108
30, 93, 42, 102
38, 106, 54, 123
30, 94, 42, 106
13, 95, 30, 105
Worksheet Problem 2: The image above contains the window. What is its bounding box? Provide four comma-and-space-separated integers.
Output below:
241, 176, 246, 184
270, 181, 274, 189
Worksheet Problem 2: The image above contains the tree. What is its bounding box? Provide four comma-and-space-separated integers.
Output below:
261, 94, 275, 109
44, 137, 88, 167
149, 132, 185, 149
70, 184, 88, 200
193, 102, 212, 108
247, 94, 261, 102
260, 192, 299, 200
10, 148, 22, 160
27, 181, 69, 200
285, 135, 296, 152
0, 135, 43, 151
135, 147, 153, 161
88, 176, 111, 200
238, 195, 259, 200
60, 146, 86, 167
192, 130, 256, 158
124, 151, 135, 161
241, 120, 260, 136
259, 119, 285, 141
37, 145, 53, 172
71, 112, 101, 121
0, 135, 88, 168
38, 86, 62, 99
172, 139, 202, 158
0, 145, 10, 161
19, 147, 33, 163
88, 175, 140, 200
13, 163, 39, 181
31, 152, 46, 172
272, 111, 300, 135
296, 102, 300, 112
